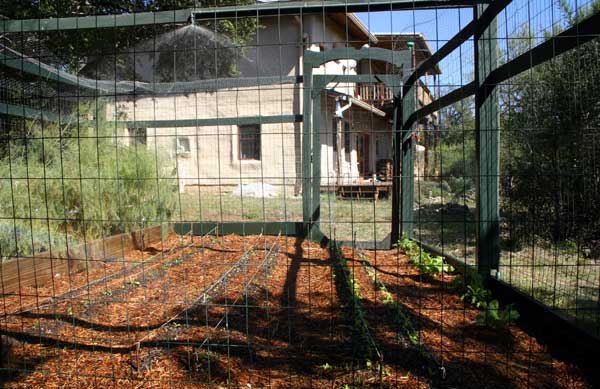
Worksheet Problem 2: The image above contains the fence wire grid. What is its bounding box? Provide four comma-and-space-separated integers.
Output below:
0, 0, 599, 388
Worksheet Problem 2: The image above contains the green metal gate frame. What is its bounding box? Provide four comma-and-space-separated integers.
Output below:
300, 47, 412, 248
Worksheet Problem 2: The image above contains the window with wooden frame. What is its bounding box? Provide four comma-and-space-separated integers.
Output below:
176, 136, 191, 156
239, 124, 261, 161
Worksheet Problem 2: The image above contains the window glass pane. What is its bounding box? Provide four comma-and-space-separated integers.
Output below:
177, 137, 190, 153
239, 125, 261, 160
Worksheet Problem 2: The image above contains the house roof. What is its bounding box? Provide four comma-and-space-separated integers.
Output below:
329, 13, 379, 44
372, 33, 441, 75
350, 96, 386, 117
326, 89, 386, 117
293, 0, 377, 43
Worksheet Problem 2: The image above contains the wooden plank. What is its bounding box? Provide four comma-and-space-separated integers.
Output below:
0, 225, 167, 295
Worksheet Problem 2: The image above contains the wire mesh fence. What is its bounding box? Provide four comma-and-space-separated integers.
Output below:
0, 0, 599, 387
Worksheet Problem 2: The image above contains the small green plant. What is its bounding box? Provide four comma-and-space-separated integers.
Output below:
396, 237, 420, 257
349, 277, 361, 298
406, 331, 419, 346
334, 244, 376, 360
396, 238, 454, 275
102, 288, 113, 296
476, 300, 520, 329
413, 254, 454, 275
457, 269, 520, 329
320, 362, 332, 371
358, 253, 421, 347
461, 284, 491, 309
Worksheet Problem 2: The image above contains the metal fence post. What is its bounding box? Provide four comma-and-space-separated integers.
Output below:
391, 85, 403, 245
400, 44, 416, 239
302, 64, 313, 229
474, 4, 501, 279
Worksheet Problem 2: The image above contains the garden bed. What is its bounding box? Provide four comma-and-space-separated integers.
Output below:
340, 246, 590, 388
0, 234, 592, 388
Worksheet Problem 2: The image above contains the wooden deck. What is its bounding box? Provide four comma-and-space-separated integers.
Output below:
335, 182, 392, 202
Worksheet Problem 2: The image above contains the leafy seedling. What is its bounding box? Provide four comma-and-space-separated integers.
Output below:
461, 285, 491, 309
320, 362, 332, 371
476, 300, 520, 329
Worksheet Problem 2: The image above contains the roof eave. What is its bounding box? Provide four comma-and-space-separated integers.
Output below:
347, 13, 379, 44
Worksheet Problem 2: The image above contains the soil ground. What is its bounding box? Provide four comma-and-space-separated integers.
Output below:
0, 234, 592, 388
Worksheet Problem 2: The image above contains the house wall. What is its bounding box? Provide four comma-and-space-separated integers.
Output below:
304, 14, 362, 96
238, 13, 364, 79
107, 85, 301, 191
105, 14, 399, 193
110, 86, 394, 193
238, 16, 302, 78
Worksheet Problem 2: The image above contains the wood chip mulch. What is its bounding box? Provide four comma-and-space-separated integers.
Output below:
0, 235, 593, 388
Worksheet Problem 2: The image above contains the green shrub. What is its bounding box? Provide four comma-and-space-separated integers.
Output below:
0, 221, 80, 261
0, 105, 176, 260
438, 141, 476, 182
416, 180, 447, 199
446, 176, 475, 203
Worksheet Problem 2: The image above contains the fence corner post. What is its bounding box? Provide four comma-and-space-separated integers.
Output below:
474, 4, 501, 279
400, 44, 416, 240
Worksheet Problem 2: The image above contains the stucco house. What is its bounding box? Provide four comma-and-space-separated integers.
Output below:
97, 12, 440, 194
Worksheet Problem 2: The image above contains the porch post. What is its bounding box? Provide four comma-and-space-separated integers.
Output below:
311, 92, 322, 226
336, 118, 343, 186
474, 5, 500, 278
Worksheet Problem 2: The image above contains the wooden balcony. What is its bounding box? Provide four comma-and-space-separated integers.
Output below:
354, 82, 394, 107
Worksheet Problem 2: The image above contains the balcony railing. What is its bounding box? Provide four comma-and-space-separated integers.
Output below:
354, 82, 394, 106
